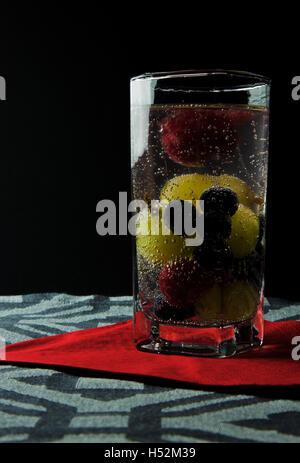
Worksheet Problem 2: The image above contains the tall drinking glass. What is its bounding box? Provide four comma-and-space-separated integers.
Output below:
130, 70, 270, 357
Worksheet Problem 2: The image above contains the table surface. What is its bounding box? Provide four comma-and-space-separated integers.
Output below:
0, 293, 300, 443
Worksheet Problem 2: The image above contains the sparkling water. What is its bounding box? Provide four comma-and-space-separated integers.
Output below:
131, 102, 269, 355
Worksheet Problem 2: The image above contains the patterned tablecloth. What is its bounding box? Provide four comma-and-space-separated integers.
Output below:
0, 293, 300, 443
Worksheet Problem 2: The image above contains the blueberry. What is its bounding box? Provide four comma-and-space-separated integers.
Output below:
204, 210, 232, 239
200, 186, 239, 216
195, 239, 233, 271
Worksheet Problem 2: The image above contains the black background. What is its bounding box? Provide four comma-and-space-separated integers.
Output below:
0, 6, 298, 299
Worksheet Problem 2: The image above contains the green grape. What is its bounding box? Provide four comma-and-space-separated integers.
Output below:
160, 173, 262, 211
228, 204, 259, 258
160, 173, 215, 210
194, 284, 223, 320
136, 210, 194, 266
222, 280, 259, 321
217, 174, 263, 210
195, 280, 258, 322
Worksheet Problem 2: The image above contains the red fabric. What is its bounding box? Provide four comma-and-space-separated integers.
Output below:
1, 319, 300, 386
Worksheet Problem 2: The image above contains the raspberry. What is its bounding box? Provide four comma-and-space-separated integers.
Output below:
227, 109, 258, 126
159, 108, 238, 167
158, 258, 213, 307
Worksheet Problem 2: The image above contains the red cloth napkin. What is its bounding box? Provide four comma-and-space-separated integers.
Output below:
1, 319, 300, 386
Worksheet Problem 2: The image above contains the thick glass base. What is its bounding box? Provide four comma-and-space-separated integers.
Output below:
134, 309, 263, 358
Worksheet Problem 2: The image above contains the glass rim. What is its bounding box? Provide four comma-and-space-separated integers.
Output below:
131, 69, 271, 86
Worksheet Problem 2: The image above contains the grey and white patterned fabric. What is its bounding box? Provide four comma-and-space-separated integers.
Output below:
0, 293, 300, 443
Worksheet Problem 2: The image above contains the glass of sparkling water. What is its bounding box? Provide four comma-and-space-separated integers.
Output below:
130, 70, 270, 357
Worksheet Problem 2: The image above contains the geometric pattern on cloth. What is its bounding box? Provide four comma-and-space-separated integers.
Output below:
0, 293, 300, 443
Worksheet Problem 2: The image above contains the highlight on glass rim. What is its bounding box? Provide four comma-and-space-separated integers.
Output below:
130, 70, 270, 358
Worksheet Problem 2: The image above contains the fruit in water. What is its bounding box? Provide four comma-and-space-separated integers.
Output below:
200, 186, 239, 216
216, 174, 262, 210
160, 173, 215, 209
203, 210, 232, 239
194, 238, 233, 271
163, 199, 199, 237
194, 284, 223, 320
160, 173, 261, 211
153, 296, 181, 321
227, 108, 258, 126
136, 210, 193, 266
195, 280, 258, 322
158, 258, 213, 307
153, 296, 194, 321
231, 246, 264, 291
222, 280, 259, 320
159, 108, 238, 166
228, 204, 259, 258
160, 175, 259, 259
